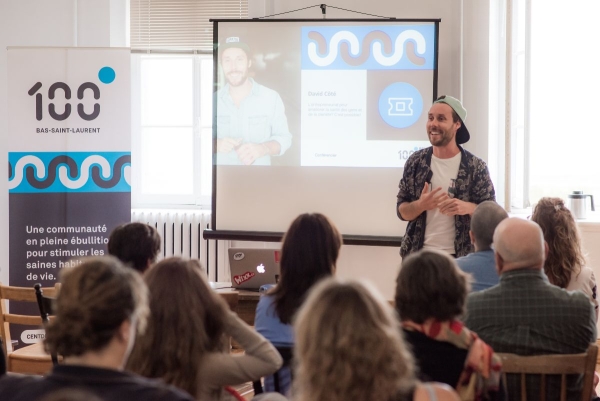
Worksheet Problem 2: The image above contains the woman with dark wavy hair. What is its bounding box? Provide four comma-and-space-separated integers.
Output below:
0, 256, 193, 401
254, 213, 342, 395
127, 257, 282, 401
531, 197, 598, 319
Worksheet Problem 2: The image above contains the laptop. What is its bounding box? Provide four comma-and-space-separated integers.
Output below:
228, 248, 281, 290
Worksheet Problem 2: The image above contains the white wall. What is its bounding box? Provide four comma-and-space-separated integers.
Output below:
0, 0, 127, 285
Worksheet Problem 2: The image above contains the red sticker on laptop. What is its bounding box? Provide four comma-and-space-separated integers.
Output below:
274, 250, 281, 263
233, 271, 255, 285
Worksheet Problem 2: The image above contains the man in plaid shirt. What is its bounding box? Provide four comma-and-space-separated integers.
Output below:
465, 217, 596, 401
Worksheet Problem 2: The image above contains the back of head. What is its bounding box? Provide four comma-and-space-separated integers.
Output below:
44, 256, 148, 359
126, 257, 227, 398
396, 249, 469, 323
271, 213, 342, 324
493, 217, 545, 272
470, 201, 508, 250
294, 278, 415, 401
108, 222, 161, 273
531, 197, 585, 288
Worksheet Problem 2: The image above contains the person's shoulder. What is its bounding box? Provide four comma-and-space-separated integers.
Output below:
403, 147, 431, 169
256, 293, 276, 310
0, 374, 43, 400
255, 294, 282, 325
466, 283, 500, 304
414, 382, 460, 401
409, 147, 430, 159
461, 147, 488, 167
123, 374, 195, 401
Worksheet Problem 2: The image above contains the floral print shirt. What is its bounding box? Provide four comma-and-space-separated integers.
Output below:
396, 146, 495, 258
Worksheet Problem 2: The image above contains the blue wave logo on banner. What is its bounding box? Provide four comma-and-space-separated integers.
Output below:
301, 25, 435, 70
8, 152, 131, 193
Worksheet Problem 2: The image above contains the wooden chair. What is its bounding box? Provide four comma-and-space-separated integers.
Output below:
252, 346, 294, 396
219, 291, 239, 312
34, 283, 59, 366
497, 344, 598, 401
0, 282, 59, 374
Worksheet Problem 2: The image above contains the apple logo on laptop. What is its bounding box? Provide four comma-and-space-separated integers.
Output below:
256, 264, 265, 274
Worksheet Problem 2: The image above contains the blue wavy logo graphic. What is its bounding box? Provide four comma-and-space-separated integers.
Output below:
8, 152, 131, 193
301, 25, 435, 70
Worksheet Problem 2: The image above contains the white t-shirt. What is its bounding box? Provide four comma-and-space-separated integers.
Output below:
423, 152, 462, 254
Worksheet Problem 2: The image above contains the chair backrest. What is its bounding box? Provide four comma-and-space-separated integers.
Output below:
33, 283, 59, 365
497, 344, 598, 401
219, 292, 239, 312
0, 283, 59, 357
252, 346, 294, 396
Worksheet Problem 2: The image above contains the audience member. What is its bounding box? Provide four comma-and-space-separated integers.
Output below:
395, 249, 502, 400
465, 217, 597, 401
127, 257, 282, 401
531, 197, 598, 319
254, 213, 342, 394
455, 201, 507, 291
294, 278, 459, 401
0, 256, 194, 401
108, 222, 161, 273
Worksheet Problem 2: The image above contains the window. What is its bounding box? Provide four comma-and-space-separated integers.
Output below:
130, 0, 247, 207
500, 0, 600, 210
131, 54, 213, 206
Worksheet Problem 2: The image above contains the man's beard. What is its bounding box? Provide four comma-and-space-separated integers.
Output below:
226, 70, 248, 87
428, 129, 454, 147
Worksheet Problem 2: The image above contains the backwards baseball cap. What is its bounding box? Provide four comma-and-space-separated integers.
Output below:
433, 95, 470, 144
219, 36, 251, 55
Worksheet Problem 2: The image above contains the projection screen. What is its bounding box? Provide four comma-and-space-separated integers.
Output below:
212, 19, 439, 238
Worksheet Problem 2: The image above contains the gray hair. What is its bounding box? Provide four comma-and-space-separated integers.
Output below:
470, 201, 508, 250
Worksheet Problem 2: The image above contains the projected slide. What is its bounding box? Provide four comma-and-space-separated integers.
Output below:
300, 25, 434, 167
213, 19, 439, 238
214, 21, 436, 169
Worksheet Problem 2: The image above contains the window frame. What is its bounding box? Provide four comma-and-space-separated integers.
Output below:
131, 53, 213, 209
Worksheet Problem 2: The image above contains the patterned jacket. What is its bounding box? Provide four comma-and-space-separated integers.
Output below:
396, 146, 495, 258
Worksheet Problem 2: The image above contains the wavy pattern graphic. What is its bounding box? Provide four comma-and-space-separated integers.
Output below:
8, 153, 131, 193
307, 29, 426, 67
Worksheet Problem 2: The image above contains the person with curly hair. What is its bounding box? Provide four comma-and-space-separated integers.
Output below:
294, 278, 459, 401
0, 256, 194, 401
396, 250, 503, 401
127, 257, 283, 401
531, 197, 598, 320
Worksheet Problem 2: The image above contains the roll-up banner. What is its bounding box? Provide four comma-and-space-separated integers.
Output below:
7, 48, 130, 346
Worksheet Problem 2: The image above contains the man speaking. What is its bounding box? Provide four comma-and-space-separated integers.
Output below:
216, 37, 292, 165
396, 95, 495, 258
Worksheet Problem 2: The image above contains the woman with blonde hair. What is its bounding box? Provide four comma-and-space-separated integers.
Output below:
531, 197, 598, 318
127, 257, 282, 401
294, 278, 459, 401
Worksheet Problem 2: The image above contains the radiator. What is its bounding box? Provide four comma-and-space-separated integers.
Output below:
130, 209, 223, 281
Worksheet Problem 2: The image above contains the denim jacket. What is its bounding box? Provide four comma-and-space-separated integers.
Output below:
396, 146, 495, 258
